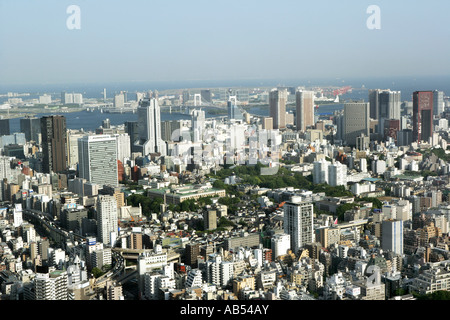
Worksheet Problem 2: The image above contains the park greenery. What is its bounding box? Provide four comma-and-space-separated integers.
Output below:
126, 193, 201, 216
124, 162, 378, 223
209, 163, 353, 198
413, 290, 450, 300
422, 147, 450, 162
91, 264, 112, 278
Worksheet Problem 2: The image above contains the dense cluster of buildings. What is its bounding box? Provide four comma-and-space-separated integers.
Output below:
0, 86, 450, 301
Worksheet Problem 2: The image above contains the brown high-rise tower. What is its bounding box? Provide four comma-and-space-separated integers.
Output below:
40, 115, 67, 173
269, 88, 287, 130
413, 91, 434, 143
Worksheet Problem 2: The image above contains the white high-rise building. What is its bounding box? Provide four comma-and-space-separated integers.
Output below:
0, 156, 12, 180
284, 199, 314, 253
137, 247, 168, 293
61, 92, 73, 104
381, 220, 403, 255
137, 98, 166, 155
51, 248, 66, 268
313, 159, 329, 184
67, 130, 86, 169
253, 247, 264, 268
328, 162, 347, 187
39, 94, 52, 104
205, 254, 234, 288
438, 119, 448, 131
143, 273, 160, 300
191, 109, 205, 143
96, 195, 118, 246
78, 135, 119, 187
114, 93, 125, 108
92, 248, 112, 270
143, 273, 176, 300
271, 233, 291, 258
13, 203, 23, 228
113, 133, 131, 164
73, 93, 83, 105
23, 224, 37, 244
185, 269, 203, 288
360, 158, 367, 173
433, 90, 445, 116
33, 270, 69, 300
372, 159, 386, 175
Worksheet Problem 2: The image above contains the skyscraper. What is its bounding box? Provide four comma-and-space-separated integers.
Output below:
40, 115, 67, 173
0, 156, 12, 181
295, 90, 315, 132
269, 88, 287, 130
433, 90, 444, 116
0, 119, 10, 136
381, 219, 403, 255
124, 121, 139, 153
413, 91, 434, 143
73, 93, 83, 105
204, 209, 217, 231
13, 203, 23, 228
61, 92, 73, 105
161, 120, 182, 142
368, 89, 380, 120
227, 96, 244, 122
136, 98, 165, 155
97, 195, 118, 246
343, 102, 370, 146
113, 133, 131, 164
114, 93, 125, 108
284, 199, 314, 253
191, 109, 205, 143
78, 135, 119, 188
200, 89, 212, 104
328, 161, 347, 187
313, 159, 329, 184
66, 130, 85, 169
378, 90, 401, 134
20, 116, 41, 143
182, 90, 190, 104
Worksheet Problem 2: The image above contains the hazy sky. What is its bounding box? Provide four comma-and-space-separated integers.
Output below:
0, 0, 449, 86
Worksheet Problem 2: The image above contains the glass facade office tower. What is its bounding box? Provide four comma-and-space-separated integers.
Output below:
0, 119, 10, 136
20, 116, 41, 143
433, 90, 444, 116
343, 102, 370, 147
381, 220, 403, 255
78, 135, 119, 188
